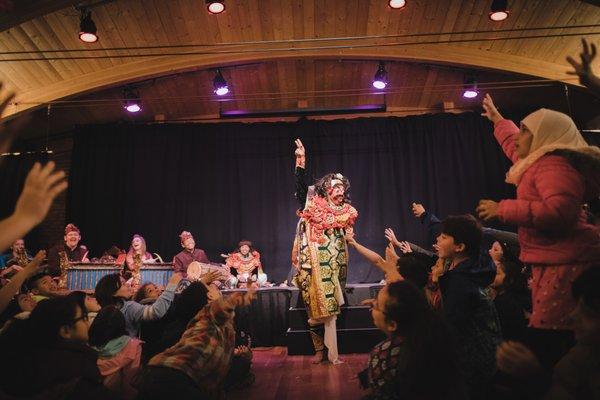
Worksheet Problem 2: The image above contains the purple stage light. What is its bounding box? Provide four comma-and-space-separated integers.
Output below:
372, 62, 388, 90
213, 69, 229, 96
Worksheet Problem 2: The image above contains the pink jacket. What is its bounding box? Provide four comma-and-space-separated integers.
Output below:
97, 338, 142, 400
494, 119, 600, 265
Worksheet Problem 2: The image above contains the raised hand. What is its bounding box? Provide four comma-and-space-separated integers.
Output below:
168, 272, 183, 286
23, 250, 46, 278
476, 199, 500, 221
344, 231, 356, 246
384, 242, 400, 265
384, 228, 400, 246
13, 161, 68, 226
398, 241, 412, 254
411, 203, 426, 218
200, 270, 222, 285
567, 38, 598, 89
294, 138, 306, 168
481, 94, 504, 124
496, 341, 542, 377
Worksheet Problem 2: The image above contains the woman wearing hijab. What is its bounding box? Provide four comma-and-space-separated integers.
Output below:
477, 94, 600, 368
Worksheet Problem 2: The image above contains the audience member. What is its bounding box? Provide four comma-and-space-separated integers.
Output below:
479, 95, 600, 368
94, 272, 181, 337
497, 266, 600, 399
359, 281, 466, 400
89, 305, 142, 399
0, 293, 110, 399
136, 289, 256, 399
436, 215, 501, 397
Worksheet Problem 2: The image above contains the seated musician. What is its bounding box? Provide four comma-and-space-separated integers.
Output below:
172, 231, 210, 275
46, 224, 89, 277
222, 240, 268, 288
124, 234, 155, 290
5, 239, 33, 268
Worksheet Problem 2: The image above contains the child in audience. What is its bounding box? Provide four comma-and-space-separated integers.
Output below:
134, 282, 162, 304
0, 292, 37, 329
436, 215, 501, 397
137, 289, 256, 399
479, 95, 600, 368
359, 281, 465, 400
89, 305, 142, 399
0, 293, 110, 399
26, 271, 61, 302
94, 272, 182, 337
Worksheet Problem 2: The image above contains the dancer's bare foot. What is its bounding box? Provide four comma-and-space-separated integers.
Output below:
311, 350, 325, 364
330, 358, 344, 365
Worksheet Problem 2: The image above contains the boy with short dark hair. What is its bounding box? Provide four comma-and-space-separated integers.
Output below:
437, 214, 501, 397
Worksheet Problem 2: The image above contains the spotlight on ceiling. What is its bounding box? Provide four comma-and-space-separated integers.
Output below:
489, 0, 509, 22
206, 1, 225, 14
388, 0, 407, 9
462, 76, 479, 99
123, 89, 142, 113
372, 62, 388, 90
78, 9, 98, 43
213, 69, 229, 96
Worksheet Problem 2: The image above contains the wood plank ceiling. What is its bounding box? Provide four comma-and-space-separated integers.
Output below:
0, 0, 598, 134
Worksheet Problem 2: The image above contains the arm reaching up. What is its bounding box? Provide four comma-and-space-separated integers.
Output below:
567, 38, 600, 98
0, 162, 67, 252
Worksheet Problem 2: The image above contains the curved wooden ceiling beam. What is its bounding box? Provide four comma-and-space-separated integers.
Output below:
3, 43, 577, 120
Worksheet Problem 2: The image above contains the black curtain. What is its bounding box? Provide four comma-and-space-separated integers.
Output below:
67, 113, 516, 283
0, 154, 49, 251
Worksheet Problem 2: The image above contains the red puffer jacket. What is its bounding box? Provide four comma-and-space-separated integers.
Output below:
494, 119, 600, 265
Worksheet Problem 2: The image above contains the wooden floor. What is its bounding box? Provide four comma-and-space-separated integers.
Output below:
227, 347, 369, 400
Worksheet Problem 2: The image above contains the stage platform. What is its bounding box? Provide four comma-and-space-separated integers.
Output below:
223, 283, 385, 354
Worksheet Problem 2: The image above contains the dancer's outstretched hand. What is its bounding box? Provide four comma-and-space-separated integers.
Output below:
294, 139, 305, 168
481, 94, 504, 124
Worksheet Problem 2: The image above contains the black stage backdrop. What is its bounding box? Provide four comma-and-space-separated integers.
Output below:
65, 112, 520, 283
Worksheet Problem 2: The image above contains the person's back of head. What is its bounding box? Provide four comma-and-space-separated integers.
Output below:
396, 253, 433, 289
95, 273, 125, 308
88, 305, 127, 348
384, 281, 464, 399
173, 281, 209, 324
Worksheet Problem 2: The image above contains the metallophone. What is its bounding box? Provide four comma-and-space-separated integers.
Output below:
66, 262, 232, 291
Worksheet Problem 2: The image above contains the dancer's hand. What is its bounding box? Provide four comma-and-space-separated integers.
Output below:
476, 199, 500, 221
295, 138, 306, 168
344, 231, 357, 246
411, 203, 425, 218
481, 94, 504, 124
384, 228, 400, 246
567, 38, 598, 89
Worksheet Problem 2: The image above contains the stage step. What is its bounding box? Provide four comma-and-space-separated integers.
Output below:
286, 327, 385, 355
288, 306, 375, 330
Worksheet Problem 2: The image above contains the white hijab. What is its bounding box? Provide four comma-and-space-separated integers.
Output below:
506, 108, 600, 185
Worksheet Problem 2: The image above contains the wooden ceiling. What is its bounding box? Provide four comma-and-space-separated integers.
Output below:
0, 0, 599, 134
